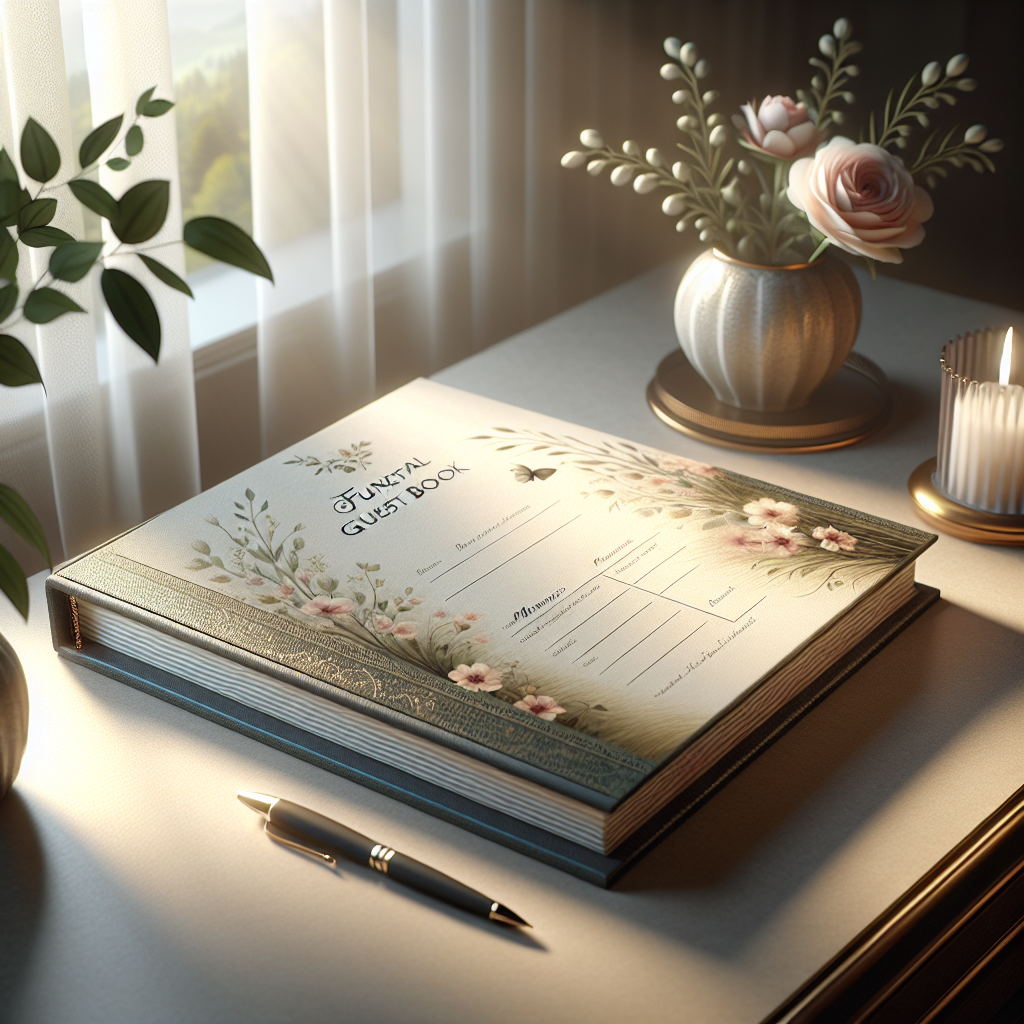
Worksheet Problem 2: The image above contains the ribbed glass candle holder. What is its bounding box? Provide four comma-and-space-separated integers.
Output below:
935, 328, 1024, 514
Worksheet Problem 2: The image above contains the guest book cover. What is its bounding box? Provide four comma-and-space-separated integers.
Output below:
47, 379, 936, 883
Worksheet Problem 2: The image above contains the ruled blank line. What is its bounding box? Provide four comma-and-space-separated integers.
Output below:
633, 546, 687, 584
544, 590, 628, 650
599, 611, 681, 675
627, 622, 706, 686
444, 514, 583, 601
429, 501, 561, 583
572, 601, 651, 662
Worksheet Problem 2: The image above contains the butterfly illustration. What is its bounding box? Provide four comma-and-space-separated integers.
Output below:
511, 465, 557, 483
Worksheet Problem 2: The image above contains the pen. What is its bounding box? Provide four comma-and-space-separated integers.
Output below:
237, 791, 531, 927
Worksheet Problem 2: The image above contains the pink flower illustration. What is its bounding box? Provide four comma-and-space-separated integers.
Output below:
514, 694, 566, 721
735, 95, 822, 159
278, 585, 295, 597
758, 522, 807, 557
391, 621, 418, 639
743, 497, 800, 527
660, 454, 717, 478
408, 597, 423, 605
246, 577, 264, 586
650, 476, 670, 485
373, 615, 394, 633
297, 570, 314, 585
471, 635, 490, 645
431, 609, 447, 618
812, 525, 858, 552
455, 612, 482, 626
718, 526, 770, 554
447, 663, 503, 692
300, 596, 355, 616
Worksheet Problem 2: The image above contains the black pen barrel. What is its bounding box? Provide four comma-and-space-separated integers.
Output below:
270, 799, 375, 863
384, 853, 493, 917
269, 799, 495, 919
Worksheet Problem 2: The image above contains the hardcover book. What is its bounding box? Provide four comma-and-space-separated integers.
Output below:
46, 379, 937, 885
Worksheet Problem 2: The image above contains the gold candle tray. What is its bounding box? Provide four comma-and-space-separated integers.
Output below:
647, 350, 890, 454
908, 458, 1024, 546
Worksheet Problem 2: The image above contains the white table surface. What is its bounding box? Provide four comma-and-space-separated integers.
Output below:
2, 261, 1022, 1024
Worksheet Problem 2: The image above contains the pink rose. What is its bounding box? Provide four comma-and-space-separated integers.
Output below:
391, 621, 418, 639
300, 596, 355, 616
735, 95, 821, 159
787, 137, 934, 263
514, 694, 566, 721
373, 615, 394, 633
447, 663, 503, 692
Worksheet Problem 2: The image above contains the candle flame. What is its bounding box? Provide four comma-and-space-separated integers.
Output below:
999, 327, 1013, 386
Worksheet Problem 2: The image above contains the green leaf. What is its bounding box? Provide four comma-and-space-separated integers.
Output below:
0, 334, 42, 388
18, 197, 57, 232
0, 543, 28, 620
111, 180, 169, 244
49, 241, 104, 283
135, 86, 156, 115
0, 148, 19, 184
245, 488, 255, 501
79, 114, 123, 168
0, 181, 22, 226
139, 254, 193, 297
0, 282, 17, 322
808, 236, 832, 263
106, 157, 131, 171
184, 217, 274, 282
142, 99, 174, 117
20, 117, 61, 183
24, 287, 85, 324
0, 483, 51, 565
100, 268, 160, 360
0, 228, 17, 281
68, 179, 118, 221
20, 226, 75, 248
125, 125, 143, 157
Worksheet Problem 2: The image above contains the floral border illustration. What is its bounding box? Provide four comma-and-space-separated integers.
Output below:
186, 488, 607, 737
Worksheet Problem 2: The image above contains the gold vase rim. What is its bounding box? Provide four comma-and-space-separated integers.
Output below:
711, 248, 823, 272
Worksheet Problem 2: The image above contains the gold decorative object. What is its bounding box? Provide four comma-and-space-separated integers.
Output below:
647, 349, 890, 453
908, 459, 1024, 546
909, 326, 1024, 545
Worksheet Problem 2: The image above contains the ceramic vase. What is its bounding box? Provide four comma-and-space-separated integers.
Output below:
674, 249, 862, 412
0, 632, 28, 803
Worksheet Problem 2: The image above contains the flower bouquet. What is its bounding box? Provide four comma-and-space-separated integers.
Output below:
562, 17, 1005, 418
561, 16, 1002, 269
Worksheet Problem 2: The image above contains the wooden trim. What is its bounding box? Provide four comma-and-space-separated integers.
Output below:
763, 787, 1024, 1024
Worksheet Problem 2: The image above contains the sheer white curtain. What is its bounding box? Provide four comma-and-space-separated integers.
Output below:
1, 0, 686, 576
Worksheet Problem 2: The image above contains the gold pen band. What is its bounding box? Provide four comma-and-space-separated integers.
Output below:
369, 844, 396, 873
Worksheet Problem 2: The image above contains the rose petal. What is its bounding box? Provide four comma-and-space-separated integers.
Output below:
762, 129, 796, 157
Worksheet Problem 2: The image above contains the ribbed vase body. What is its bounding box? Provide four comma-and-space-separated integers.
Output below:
0, 632, 29, 803
674, 249, 862, 412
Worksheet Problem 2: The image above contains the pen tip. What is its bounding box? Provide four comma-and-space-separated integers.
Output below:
488, 904, 532, 928
237, 791, 275, 818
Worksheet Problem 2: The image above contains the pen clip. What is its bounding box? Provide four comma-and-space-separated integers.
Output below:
264, 821, 337, 868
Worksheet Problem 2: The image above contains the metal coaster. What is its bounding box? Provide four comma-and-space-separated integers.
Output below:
908, 458, 1024, 546
647, 349, 891, 453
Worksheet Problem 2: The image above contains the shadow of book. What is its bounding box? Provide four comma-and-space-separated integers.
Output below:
0, 790, 45, 1021
614, 598, 1022, 952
